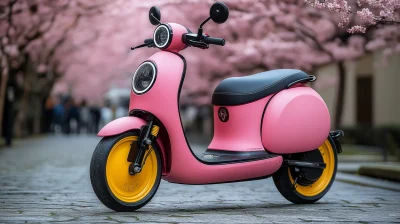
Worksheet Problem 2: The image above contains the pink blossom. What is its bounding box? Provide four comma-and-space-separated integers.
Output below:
2, 0, 399, 104
357, 8, 376, 24
348, 25, 367, 33
305, 0, 399, 30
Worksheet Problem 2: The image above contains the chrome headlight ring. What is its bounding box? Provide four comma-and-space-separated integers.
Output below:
131, 61, 157, 95
153, 24, 172, 49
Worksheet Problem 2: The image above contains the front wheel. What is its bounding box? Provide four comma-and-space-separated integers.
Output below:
273, 137, 338, 204
90, 131, 162, 211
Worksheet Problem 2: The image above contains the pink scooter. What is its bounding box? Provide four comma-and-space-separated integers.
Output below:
90, 2, 343, 212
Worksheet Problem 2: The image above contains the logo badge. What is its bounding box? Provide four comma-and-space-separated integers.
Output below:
218, 107, 229, 122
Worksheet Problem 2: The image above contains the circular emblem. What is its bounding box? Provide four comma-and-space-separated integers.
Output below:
218, 107, 229, 122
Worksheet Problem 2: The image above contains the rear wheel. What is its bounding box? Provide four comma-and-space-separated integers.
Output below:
273, 137, 338, 203
90, 131, 162, 211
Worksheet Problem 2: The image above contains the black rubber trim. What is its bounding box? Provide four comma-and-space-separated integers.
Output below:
168, 174, 272, 185
200, 149, 277, 164
286, 75, 316, 88
205, 149, 273, 157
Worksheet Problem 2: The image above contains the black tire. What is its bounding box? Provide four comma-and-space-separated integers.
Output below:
272, 136, 338, 204
90, 131, 162, 211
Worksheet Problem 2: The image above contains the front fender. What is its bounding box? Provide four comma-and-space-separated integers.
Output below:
98, 116, 147, 137
98, 116, 168, 175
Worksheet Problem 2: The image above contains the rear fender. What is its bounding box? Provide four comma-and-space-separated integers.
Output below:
98, 116, 168, 175
329, 130, 344, 153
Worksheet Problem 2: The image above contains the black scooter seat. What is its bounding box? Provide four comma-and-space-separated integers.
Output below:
212, 69, 309, 106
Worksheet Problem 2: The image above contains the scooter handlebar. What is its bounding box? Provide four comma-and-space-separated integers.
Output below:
203, 36, 225, 46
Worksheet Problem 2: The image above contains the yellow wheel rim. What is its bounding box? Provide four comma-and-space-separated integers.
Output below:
106, 136, 158, 203
289, 139, 335, 197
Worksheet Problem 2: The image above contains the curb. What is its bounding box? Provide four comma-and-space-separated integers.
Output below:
336, 172, 400, 192
358, 164, 400, 182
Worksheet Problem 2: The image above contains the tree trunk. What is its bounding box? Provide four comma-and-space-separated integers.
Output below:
32, 94, 41, 135
0, 56, 9, 137
13, 56, 32, 138
334, 61, 346, 129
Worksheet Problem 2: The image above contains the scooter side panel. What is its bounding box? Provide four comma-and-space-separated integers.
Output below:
208, 96, 272, 152
262, 86, 331, 154
129, 51, 283, 184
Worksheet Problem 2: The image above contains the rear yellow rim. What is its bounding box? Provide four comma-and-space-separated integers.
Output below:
289, 139, 335, 197
106, 136, 158, 203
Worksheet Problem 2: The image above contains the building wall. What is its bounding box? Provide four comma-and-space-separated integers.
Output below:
314, 52, 400, 127
314, 61, 357, 127
373, 53, 400, 125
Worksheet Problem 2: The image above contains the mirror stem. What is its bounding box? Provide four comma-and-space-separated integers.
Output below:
197, 17, 211, 40
151, 13, 161, 25
200, 17, 211, 28
197, 28, 203, 40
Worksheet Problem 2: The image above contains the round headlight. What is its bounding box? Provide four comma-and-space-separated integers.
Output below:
132, 62, 157, 95
153, 24, 171, 49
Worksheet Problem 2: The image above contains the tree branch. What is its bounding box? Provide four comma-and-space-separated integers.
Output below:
295, 20, 335, 59
45, 14, 82, 63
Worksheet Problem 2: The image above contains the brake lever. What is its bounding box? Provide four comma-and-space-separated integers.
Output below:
131, 40, 155, 51
188, 39, 209, 49
131, 43, 148, 51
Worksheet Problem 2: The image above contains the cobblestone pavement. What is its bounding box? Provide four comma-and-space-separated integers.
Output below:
1, 135, 399, 223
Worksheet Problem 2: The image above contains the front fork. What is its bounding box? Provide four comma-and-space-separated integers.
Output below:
127, 115, 160, 175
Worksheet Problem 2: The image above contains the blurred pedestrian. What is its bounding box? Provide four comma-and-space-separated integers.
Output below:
78, 100, 90, 134
53, 95, 65, 134
2, 86, 14, 146
64, 97, 80, 134
100, 101, 113, 128
90, 105, 101, 134
115, 104, 127, 118
44, 96, 55, 133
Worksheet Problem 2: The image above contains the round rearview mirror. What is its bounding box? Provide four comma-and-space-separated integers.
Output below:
149, 6, 161, 26
210, 2, 229, 24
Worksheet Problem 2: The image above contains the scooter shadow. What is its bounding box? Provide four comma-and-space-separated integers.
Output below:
96, 202, 331, 215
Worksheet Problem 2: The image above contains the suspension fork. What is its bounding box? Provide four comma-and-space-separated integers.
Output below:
127, 115, 160, 175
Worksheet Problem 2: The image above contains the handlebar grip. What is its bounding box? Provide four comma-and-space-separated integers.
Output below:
204, 36, 225, 46
144, 38, 153, 44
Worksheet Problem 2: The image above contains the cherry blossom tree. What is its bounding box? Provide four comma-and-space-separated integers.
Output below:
195, 0, 398, 127
54, 0, 399, 128
305, 0, 400, 33
1, 0, 399, 137
0, 0, 108, 136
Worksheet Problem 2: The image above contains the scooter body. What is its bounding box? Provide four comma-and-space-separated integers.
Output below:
99, 24, 330, 185
100, 50, 283, 185
91, 2, 343, 212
